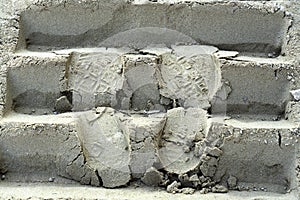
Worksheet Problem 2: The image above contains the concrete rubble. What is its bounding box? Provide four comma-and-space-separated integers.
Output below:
290, 89, 300, 101
0, 0, 300, 199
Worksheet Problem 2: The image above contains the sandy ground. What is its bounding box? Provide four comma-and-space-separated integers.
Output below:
0, 182, 297, 200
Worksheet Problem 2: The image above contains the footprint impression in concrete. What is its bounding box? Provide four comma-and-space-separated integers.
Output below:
67, 45, 222, 188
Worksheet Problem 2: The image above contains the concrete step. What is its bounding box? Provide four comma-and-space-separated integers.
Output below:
0, 0, 300, 199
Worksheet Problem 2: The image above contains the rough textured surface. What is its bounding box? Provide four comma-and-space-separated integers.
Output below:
212, 59, 291, 116
0, 0, 300, 199
69, 45, 220, 112
0, 183, 298, 200
159, 46, 221, 109
69, 50, 125, 111
7, 56, 67, 115
210, 118, 299, 194
0, 113, 82, 182
159, 107, 207, 174
77, 108, 131, 188
124, 113, 166, 178
17, 1, 288, 54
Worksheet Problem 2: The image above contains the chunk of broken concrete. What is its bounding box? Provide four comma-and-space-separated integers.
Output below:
141, 167, 164, 186
166, 181, 181, 193
189, 174, 201, 187
181, 187, 196, 194
212, 184, 228, 193
205, 147, 223, 157
79, 164, 101, 186
200, 188, 210, 194
199, 155, 218, 177
290, 89, 300, 101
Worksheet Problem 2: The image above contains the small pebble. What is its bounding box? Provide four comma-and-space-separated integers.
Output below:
48, 177, 55, 182
212, 184, 228, 193
290, 89, 300, 101
1, 174, 5, 180
200, 188, 209, 194
267, 52, 276, 58
181, 187, 195, 195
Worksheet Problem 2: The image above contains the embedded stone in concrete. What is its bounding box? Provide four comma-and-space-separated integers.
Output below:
74, 108, 167, 187
158, 107, 207, 174
70, 49, 163, 112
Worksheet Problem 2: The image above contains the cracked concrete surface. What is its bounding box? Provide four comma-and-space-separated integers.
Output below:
0, 0, 300, 199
